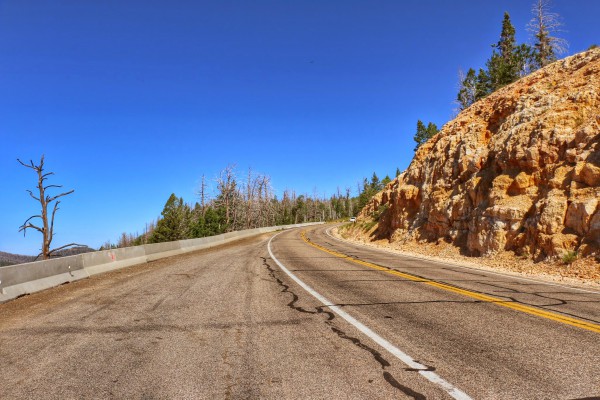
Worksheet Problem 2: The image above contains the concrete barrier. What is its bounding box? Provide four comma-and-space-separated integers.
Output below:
81, 246, 148, 276
0, 222, 323, 303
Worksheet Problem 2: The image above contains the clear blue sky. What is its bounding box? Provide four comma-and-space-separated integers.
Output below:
1, 1, 598, 255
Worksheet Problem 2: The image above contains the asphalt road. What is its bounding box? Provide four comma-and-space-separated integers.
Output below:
1, 225, 598, 399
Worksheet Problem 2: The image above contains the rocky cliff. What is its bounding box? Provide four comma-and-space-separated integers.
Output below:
361, 49, 600, 261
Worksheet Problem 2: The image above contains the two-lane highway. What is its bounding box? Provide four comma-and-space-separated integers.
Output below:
1, 225, 598, 399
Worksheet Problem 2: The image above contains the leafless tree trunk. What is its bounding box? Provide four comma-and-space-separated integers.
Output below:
257, 176, 266, 227
116, 232, 138, 248
199, 174, 208, 217
346, 187, 353, 216
17, 155, 80, 260
263, 178, 274, 226
217, 165, 237, 229
245, 168, 255, 229
528, 0, 568, 67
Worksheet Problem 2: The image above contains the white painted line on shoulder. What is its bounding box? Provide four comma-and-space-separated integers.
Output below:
325, 227, 600, 295
268, 231, 472, 400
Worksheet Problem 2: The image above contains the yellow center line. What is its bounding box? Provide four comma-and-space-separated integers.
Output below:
300, 230, 600, 334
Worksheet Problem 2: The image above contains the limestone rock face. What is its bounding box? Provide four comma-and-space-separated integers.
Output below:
361, 49, 600, 260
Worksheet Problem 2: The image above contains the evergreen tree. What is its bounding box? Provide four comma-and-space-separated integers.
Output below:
395, 167, 401, 177
190, 206, 225, 238
381, 175, 392, 187
413, 120, 439, 151
370, 172, 381, 191
486, 12, 532, 90
150, 193, 186, 243
516, 43, 535, 76
357, 178, 372, 212
457, 68, 477, 110
426, 122, 439, 139
181, 202, 193, 238
475, 68, 492, 100
413, 120, 427, 151
497, 12, 517, 62
292, 195, 307, 223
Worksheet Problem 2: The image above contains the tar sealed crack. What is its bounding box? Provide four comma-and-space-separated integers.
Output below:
384, 372, 426, 400
261, 257, 316, 315
262, 256, 428, 399
316, 306, 335, 321
329, 325, 390, 369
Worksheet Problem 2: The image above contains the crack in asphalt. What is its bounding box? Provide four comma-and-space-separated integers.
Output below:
384, 371, 427, 400
261, 256, 428, 399
316, 306, 335, 320
328, 324, 391, 368
477, 282, 600, 323
261, 257, 316, 315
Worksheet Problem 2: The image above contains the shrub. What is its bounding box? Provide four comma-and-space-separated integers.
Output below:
562, 250, 578, 265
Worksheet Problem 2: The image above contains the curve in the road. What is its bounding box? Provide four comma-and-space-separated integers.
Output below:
304, 230, 600, 334
325, 227, 600, 296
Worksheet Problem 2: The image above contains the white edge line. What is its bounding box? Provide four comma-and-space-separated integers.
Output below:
268, 231, 472, 400
325, 226, 600, 295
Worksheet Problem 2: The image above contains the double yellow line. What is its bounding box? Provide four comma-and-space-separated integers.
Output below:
300, 231, 600, 334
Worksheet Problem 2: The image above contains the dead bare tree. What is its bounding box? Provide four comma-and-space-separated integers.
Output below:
216, 164, 237, 230
259, 175, 273, 226
17, 155, 81, 260
345, 187, 353, 217
198, 174, 208, 217
245, 168, 256, 229
528, 0, 568, 68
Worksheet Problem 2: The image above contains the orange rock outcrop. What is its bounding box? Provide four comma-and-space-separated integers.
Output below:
361, 49, 600, 260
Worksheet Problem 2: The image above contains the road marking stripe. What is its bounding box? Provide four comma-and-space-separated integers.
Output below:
325, 226, 600, 295
303, 230, 600, 334
268, 232, 472, 400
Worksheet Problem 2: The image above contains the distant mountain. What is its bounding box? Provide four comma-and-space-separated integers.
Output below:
53, 246, 96, 257
0, 252, 35, 266
0, 246, 96, 267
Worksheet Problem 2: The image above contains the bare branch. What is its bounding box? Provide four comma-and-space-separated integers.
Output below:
17, 158, 38, 170
26, 189, 41, 202
47, 243, 86, 257
50, 201, 60, 238
44, 184, 63, 190
19, 222, 44, 236
20, 215, 43, 225
46, 189, 74, 204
